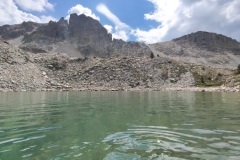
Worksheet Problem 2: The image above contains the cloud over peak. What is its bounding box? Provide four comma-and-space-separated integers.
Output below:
67, 4, 100, 21
96, 3, 130, 41
133, 0, 240, 43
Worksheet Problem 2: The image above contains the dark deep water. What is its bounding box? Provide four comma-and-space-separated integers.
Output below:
0, 91, 240, 160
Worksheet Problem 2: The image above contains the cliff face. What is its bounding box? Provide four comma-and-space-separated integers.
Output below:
23, 18, 68, 44
68, 14, 112, 44
68, 14, 112, 57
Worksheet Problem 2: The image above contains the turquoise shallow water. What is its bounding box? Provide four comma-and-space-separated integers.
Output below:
0, 91, 240, 160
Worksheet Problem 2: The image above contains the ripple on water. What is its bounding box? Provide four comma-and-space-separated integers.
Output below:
191, 129, 219, 134
208, 142, 240, 151
0, 150, 11, 153
13, 135, 45, 144
37, 126, 62, 131
0, 138, 23, 145
22, 153, 33, 158
103, 125, 240, 159
223, 136, 240, 141
104, 152, 144, 160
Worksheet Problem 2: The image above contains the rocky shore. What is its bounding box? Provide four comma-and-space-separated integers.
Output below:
0, 86, 239, 93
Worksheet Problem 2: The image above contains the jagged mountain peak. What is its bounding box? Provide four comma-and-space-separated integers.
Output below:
1, 14, 151, 57
68, 13, 112, 45
21, 13, 111, 45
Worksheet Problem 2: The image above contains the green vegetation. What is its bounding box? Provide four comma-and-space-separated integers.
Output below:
201, 76, 205, 84
190, 65, 229, 87
237, 64, 240, 74
150, 52, 154, 58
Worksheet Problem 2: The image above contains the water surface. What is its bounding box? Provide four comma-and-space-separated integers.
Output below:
0, 91, 240, 160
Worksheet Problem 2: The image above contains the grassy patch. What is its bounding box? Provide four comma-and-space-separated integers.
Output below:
191, 65, 228, 87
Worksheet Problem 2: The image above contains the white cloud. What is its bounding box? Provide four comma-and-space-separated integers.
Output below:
96, 3, 130, 41
14, 0, 54, 12
133, 27, 168, 44
103, 25, 129, 41
133, 0, 240, 43
112, 27, 129, 41
103, 25, 113, 33
40, 15, 57, 23
0, 0, 56, 26
96, 4, 129, 29
67, 4, 100, 21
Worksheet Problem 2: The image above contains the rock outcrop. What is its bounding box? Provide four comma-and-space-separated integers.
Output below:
68, 14, 112, 57
23, 18, 68, 44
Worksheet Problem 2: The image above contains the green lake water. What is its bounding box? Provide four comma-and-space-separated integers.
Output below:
0, 91, 240, 160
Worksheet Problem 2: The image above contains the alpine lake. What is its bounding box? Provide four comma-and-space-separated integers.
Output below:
0, 91, 240, 160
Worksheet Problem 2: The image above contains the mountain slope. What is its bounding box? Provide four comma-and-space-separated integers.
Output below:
149, 31, 240, 68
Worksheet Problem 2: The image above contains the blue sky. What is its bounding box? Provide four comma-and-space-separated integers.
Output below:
0, 0, 240, 43
49, 0, 156, 29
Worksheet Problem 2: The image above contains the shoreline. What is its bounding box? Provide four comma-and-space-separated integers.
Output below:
0, 86, 239, 93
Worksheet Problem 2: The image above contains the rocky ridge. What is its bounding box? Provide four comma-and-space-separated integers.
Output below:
173, 31, 240, 54
0, 14, 151, 58
149, 31, 240, 68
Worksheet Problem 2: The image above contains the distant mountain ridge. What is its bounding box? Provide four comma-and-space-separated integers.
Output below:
149, 31, 240, 68
173, 31, 240, 55
0, 14, 151, 58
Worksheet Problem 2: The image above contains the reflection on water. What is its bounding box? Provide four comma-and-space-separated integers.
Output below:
0, 91, 240, 160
